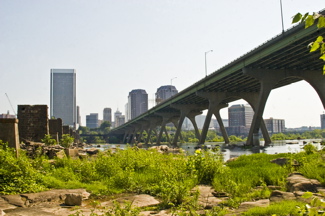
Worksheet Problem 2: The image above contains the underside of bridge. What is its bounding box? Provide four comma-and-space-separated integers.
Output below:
109, 11, 325, 146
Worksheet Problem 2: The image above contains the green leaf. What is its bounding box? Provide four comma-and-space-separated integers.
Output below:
305, 15, 315, 28
310, 36, 323, 52
323, 65, 325, 75
317, 16, 325, 28
321, 44, 325, 54
301, 12, 309, 22
292, 13, 302, 24
320, 55, 325, 61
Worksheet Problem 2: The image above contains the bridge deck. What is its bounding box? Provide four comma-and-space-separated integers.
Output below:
110, 14, 325, 135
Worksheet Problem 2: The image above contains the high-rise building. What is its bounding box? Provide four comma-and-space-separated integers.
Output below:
227, 104, 254, 136
128, 89, 148, 120
77, 106, 81, 126
321, 114, 325, 129
50, 69, 76, 127
264, 117, 285, 134
103, 108, 112, 123
116, 115, 125, 127
86, 113, 98, 129
114, 109, 122, 128
155, 85, 178, 104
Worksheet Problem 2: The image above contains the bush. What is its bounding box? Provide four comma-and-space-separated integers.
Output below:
60, 134, 74, 148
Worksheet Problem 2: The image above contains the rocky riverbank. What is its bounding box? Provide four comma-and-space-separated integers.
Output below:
1, 172, 324, 216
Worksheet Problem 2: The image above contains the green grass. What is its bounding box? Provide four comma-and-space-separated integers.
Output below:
1, 140, 325, 214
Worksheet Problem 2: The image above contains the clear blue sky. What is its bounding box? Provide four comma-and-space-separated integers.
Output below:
0, 0, 324, 128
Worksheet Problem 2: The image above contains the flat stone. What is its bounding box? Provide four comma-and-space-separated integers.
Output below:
1, 195, 25, 207
239, 199, 270, 209
270, 190, 296, 202
196, 185, 223, 208
140, 210, 171, 215
0, 197, 17, 211
287, 173, 321, 192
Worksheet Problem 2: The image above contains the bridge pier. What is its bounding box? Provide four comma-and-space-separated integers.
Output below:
170, 104, 206, 145
144, 117, 161, 145
155, 112, 179, 145
196, 91, 229, 144
242, 68, 325, 146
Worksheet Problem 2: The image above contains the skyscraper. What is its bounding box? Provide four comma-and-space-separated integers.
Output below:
128, 89, 148, 120
227, 104, 254, 136
103, 108, 112, 123
50, 69, 76, 127
86, 113, 98, 129
264, 117, 285, 134
155, 85, 178, 104
321, 114, 325, 129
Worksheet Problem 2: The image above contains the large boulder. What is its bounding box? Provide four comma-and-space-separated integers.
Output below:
287, 173, 321, 192
65, 193, 82, 206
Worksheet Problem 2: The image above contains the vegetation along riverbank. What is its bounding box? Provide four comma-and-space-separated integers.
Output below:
1, 139, 325, 215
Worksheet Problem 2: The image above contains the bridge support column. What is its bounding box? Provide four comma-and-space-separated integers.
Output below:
196, 92, 229, 144
156, 112, 179, 145
143, 117, 162, 145
171, 104, 206, 144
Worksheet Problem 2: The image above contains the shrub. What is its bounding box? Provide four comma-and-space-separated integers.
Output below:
41, 134, 57, 146
60, 134, 74, 148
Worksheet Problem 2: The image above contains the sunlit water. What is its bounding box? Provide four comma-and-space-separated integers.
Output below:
86, 139, 323, 162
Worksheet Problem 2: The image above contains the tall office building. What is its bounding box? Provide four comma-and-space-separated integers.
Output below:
321, 114, 325, 129
77, 106, 81, 126
155, 85, 178, 104
264, 117, 285, 134
103, 108, 112, 123
114, 109, 122, 128
128, 89, 148, 120
86, 113, 98, 129
115, 115, 125, 127
227, 104, 254, 136
50, 69, 76, 127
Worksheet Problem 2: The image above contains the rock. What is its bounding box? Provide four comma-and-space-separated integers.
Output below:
270, 190, 296, 202
64, 148, 79, 158
196, 185, 223, 209
1, 195, 25, 207
0, 197, 17, 211
239, 199, 270, 209
65, 193, 82, 206
140, 210, 171, 215
131, 194, 160, 208
267, 185, 282, 190
287, 173, 321, 192
0, 209, 5, 216
55, 149, 66, 159
86, 148, 99, 155
270, 158, 288, 166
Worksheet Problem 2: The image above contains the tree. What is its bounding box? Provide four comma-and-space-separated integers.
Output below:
292, 12, 325, 73
99, 121, 111, 133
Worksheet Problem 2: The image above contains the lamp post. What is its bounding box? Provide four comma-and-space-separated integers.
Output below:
171, 77, 177, 85
205, 50, 213, 77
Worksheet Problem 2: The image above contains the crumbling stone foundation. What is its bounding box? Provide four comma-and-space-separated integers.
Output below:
18, 105, 49, 142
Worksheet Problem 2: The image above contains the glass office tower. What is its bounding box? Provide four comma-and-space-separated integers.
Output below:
50, 69, 76, 127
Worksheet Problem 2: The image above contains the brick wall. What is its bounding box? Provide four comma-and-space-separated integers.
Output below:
18, 105, 49, 142
49, 118, 63, 141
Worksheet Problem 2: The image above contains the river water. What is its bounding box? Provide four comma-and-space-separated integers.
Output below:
87, 139, 323, 161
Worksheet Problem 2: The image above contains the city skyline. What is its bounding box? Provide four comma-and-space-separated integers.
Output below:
1, 1, 324, 128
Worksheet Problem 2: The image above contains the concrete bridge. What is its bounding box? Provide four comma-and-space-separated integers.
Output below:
109, 14, 325, 146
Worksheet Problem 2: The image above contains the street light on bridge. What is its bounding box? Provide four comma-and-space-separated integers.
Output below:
205, 50, 213, 77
